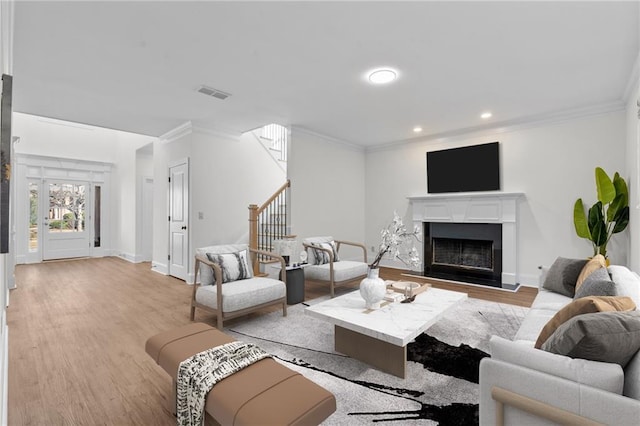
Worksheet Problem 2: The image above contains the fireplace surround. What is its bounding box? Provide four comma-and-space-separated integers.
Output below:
408, 192, 524, 288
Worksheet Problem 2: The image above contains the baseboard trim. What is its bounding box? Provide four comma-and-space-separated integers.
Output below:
2, 324, 7, 426
151, 261, 168, 275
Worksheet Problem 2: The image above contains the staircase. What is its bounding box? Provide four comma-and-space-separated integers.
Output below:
249, 179, 291, 271
252, 123, 288, 172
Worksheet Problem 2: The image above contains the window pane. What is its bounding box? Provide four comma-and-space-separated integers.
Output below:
29, 182, 38, 252
94, 186, 101, 247
48, 183, 86, 233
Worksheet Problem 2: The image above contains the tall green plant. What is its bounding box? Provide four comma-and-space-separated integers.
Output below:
573, 167, 629, 258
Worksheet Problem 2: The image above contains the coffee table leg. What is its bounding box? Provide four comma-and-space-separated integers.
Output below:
334, 325, 406, 378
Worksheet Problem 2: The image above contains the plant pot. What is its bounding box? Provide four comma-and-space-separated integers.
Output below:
359, 268, 386, 309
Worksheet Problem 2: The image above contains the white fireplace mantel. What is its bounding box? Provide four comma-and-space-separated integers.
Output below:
408, 192, 525, 286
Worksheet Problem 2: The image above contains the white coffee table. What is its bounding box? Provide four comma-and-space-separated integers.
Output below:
305, 287, 467, 378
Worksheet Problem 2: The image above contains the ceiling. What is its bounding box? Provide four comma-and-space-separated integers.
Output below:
11, 1, 640, 147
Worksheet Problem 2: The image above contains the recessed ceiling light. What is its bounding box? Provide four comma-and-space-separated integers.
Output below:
481, 112, 492, 119
413, 126, 423, 133
367, 68, 398, 84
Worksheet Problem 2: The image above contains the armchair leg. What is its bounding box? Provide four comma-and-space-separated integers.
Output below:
216, 312, 223, 330
282, 301, 287, 317
189, 305, 196, 321
330, 284, 335, 298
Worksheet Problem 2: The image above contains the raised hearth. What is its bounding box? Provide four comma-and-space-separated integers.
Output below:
408, 192, 524, 288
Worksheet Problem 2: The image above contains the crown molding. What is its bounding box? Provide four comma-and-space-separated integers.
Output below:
291, 126, 365, 152
191, 124, 241, 140
367, 101, 626, 153
158, 121, 192, 144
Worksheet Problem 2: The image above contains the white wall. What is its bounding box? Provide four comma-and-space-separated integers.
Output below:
626, 68, 640, 272
151, 128, 287, 280
366, 110, 628, 286
288, 128, 366, 262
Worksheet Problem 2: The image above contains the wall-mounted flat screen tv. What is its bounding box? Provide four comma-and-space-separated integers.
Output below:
426, 142, 500, 193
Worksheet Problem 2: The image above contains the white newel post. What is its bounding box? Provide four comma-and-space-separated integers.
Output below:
408, 192, 525, 286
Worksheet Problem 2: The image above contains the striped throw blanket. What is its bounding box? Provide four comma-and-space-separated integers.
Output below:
176, 341, 271, 426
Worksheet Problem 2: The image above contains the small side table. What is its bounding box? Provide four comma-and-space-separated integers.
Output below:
279, 264, 307, 305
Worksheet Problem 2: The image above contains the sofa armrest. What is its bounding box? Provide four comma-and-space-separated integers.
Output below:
480, 358, 640, 425
490, 336, 624, 393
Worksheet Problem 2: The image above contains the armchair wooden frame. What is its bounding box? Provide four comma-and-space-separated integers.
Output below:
191, 248, 287, 329
302, 240, 368, 297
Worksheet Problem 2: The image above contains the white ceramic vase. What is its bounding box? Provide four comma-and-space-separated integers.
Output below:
359, 268, 386, 309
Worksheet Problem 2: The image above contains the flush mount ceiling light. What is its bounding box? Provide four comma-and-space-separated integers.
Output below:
481, 112, 493, 119
367, 68, 398, 84
413, 126, 423, 133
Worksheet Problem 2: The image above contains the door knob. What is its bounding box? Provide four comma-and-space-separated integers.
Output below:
181, 226, 187, 230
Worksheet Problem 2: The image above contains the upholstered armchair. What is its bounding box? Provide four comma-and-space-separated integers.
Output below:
302, 236, 368, 297
192, 244, 287, 328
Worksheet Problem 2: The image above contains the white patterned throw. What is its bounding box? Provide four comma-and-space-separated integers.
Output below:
176, 341, 271, 426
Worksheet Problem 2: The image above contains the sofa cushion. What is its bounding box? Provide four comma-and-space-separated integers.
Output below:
195, 277, 285, 313
534, 296, 636, 348
530, 289, 573, 311
513, 307, 559, 343
542, 311, 640, 367
542, 257, 588, 297
490, 336, 624, 393
196, 244, 249, 286
206, 249, 253, 284
625, 349, 640, 400
304, 260, 368, 283
574, 267, 617, 299
575, 255, 607, 292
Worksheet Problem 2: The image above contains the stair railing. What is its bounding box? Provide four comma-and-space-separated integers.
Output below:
249, 179, 290, 273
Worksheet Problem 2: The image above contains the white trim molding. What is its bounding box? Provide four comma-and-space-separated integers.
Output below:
408, 192, 525, 286
159, 121, 192, 144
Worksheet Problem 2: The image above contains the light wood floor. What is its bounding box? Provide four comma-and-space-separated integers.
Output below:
7, 257, 536, 424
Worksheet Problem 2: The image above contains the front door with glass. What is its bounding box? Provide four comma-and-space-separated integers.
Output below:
43, 180, 91, 260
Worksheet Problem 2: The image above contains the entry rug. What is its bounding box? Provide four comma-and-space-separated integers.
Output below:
226, 295, 527, 425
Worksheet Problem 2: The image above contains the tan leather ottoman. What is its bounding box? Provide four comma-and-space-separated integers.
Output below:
146, 322, 336, 425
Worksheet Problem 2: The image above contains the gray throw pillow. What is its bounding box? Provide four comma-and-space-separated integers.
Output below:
542, 257, 588, 297
205, 249, 253, 284
574, 267, 617, 299
542, 311, 640, 367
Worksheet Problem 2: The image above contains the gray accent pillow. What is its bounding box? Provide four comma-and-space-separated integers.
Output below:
205, 249, 253, 284
542, 311, 640, 367
542, 257, 588, 297
310, 241, 339, 265
574, 267, 617, 299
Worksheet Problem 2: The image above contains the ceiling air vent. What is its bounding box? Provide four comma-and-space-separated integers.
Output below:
197, 85, 231, 100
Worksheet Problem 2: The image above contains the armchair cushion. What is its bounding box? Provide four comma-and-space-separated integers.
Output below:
304, 260, 368, 283
195, 277, 285, 313
205, 249, 253, 284
196, 244, 249, 285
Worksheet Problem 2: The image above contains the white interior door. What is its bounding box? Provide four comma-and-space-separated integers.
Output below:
168, 161, 188, 280
43, 180, 91, 260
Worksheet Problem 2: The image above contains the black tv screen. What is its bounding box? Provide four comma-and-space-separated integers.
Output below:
426, 142, 500, 193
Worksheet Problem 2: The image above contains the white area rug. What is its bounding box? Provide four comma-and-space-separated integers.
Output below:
225, 294, 527, 425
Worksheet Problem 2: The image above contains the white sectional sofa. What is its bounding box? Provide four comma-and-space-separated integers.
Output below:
479, 265, 640, 425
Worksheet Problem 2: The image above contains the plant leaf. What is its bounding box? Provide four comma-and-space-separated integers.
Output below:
612, 206, 629, 234
595, 167, 615, 204
613, 172, 629, 207
588, 202, 607, 246
607, 194, 624, 222
573, 198, 591, 239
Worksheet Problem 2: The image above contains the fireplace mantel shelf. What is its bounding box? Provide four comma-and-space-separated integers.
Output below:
408, 192, 525, 201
